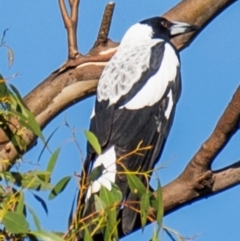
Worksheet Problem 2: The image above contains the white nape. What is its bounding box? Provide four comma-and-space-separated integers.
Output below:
86, 146, 117, 199
121, 23, 154, 43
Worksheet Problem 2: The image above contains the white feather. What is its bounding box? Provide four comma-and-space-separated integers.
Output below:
164, 90, 174, 119
86, 146, 117, 199
90, 106, 95, 119
120, 23, 154, 43
120, 43, 179, 109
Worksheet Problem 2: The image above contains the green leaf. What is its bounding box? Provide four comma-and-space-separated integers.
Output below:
111, 184, 122, 203
0, 75, 10, 99
27, 206, 42, 231
100, 184, 122, 207
156, 180, 163, 227
32, 193, 48, 214
149, 180, 163, 238
16, 192, 25, 214
30, 230, 65, 241
140, 191, 150, 230
151, 228, 160, 241
48, 176, 71, 200
87, 164, 104, 182
100, 186, 120, 241
10, 84, 45, 142
84, 227, 93, 241
2, 211, 29, 234
84, 130, 101, 154
7, 47, 14, 68
4, 171, 53, 191
46, 147, 60, 181
38, 126, 60, 163
126, 173, 147, 198
94, 194, 106, 212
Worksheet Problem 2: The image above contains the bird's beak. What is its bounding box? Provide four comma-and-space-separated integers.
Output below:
169, 21, 199, 37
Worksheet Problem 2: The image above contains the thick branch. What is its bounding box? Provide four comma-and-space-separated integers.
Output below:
181, 86, 240, 178
163, 86, 240, 213
212, 160, 240, 192
164, 0, 237, 50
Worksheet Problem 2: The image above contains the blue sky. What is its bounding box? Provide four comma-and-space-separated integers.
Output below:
1, 1, 240, 240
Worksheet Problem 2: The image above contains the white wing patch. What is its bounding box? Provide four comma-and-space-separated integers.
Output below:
164, 90, 174, 119
86, 146, 117, 199
90, 106, 95, 119
120, 43, 179, 109
97, 39, 163, 105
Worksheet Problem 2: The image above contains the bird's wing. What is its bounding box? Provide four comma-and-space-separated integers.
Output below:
88, 40, 165, 150
121, 67, 181, 233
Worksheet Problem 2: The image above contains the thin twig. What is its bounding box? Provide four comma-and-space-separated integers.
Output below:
58, 0, 69, 27
71, 0, 80, 24
1, 29, 8, 45
58, 0, 80, 59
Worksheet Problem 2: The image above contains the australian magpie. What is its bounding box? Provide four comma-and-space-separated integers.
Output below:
80, 16, 197, 235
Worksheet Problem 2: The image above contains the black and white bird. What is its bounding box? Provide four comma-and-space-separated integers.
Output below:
81, 16, 197, 234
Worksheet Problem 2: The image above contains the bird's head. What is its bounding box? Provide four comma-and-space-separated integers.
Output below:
121, 17, 198, 43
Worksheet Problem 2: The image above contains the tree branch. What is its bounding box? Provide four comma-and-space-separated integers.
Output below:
164, 0, 237, 50
58, 0, 80, 59
182, 86, 240, 178
93, 2, 115, 48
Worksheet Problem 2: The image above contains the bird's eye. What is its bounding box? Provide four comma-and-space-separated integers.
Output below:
160, 19, 168, 28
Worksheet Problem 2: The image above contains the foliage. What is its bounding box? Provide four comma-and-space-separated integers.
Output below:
68, 136, 164, 241
0, 72, 70, 240
0, 38, 69, 241
0, 67, 165, 240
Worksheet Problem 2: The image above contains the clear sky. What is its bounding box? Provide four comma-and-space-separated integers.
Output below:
1, 1, 240, 240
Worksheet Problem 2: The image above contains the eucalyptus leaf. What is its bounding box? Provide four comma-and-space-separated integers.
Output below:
10, 84, 45, 142
94, 194, 106, 212
87, 164, 104, 182
140, 191, 150, 229
84, 130, 101, 154
16, 191, 25, 214
27, 206, 42, 231
156, 179, 163, 227
7, 47, 14, 68
30, 230, 65, 241
84, 227, 93, 241
4, 171, 53, 191
32, 193, 48, 215
126, 173, 146, 198
46, 147, 60, 181
49, 176, 71, 200
2, 211, 29, 234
